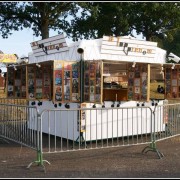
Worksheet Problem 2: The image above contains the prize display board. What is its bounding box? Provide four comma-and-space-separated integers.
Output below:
7, 66, 26, 98
27, 65, 35, 99
84, 61, 102, 103
7, 63, 52, 100
7, 67, 15, 97
54, 60, 80, 103
127, 63, 149, 101
27, 63, 52, 100
165, 66, 180, 99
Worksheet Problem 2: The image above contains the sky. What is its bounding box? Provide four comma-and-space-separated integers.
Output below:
0, 28, 73, 58
0, 28, 144, 59
0, 28, 144, 73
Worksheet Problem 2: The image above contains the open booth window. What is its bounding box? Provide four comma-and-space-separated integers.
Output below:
103, 61, 128, 101
150, 64, 165, 100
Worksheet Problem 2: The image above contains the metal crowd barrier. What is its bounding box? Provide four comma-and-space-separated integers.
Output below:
39, 106, 154, 155
1, 100, 180, 172
36, 103, 180, 165
0, 103, 39, 150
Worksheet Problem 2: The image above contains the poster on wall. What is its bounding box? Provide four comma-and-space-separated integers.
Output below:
7, 67, 14, 97
77, 103, 86, 132
54, 61, 80, 102
21, 66, 26, 98
64, 61, 72, 101
35, 66, 43, 99
54, 61, 63, 102
164, 66, 180, 99
27, 65, 35, 99
43, 65, 51, 99
7, 85, 14, 97
14, 68, 21, 98
21, 86, 26, 98
43, 86, 50, 99
53, 61, 80, 103
83, 61, 102, 103
72, 62, 80, 102
127, 63, 148, 101
36, 88, 43, 99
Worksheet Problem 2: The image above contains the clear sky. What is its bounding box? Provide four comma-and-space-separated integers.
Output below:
0, 27, 144, 73
0, 28, 144, 59
0, 28, 73, 58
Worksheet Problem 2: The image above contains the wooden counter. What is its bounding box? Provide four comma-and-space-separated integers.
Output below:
103, 88, 128, 101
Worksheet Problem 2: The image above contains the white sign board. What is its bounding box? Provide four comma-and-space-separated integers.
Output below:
101, 36, 158, 61
30, 34, 69, 57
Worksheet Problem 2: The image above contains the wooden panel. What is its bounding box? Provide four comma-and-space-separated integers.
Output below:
103, 89, 128, 101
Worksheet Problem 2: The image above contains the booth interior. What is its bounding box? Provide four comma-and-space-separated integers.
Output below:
102, 61, 165, 106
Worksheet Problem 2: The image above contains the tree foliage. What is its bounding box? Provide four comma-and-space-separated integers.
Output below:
0, 1, 180, 50
68, 2, 180, 56
68, 2, 180, 43
0, 2, 78, 39
130, 2, 180, 41
68, 2, 133, 41
161, 30, 180, 57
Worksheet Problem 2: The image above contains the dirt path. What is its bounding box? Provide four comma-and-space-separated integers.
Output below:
0, 136, 180, 178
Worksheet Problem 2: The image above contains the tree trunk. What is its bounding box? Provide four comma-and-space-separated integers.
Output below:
41, 19, 49, 39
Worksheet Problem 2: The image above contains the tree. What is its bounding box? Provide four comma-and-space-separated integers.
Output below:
69, 2, 133, 41
128, 2, 180, 41
0, 2, 78, 39
161, 30, 180, 58
68, 2, 180, 43
1, 2, 180, 44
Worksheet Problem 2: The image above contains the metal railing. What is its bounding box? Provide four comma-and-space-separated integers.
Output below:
39, 106, 154, 155
1, 100, 180, 172
0, 103, 39, 150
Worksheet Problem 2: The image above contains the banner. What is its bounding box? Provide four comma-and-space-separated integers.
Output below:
0, 54, 17, 63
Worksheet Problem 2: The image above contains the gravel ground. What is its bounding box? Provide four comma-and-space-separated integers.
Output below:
0, 136, 180, 178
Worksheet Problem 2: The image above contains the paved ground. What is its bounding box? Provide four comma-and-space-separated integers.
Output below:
0, 136, 180, 178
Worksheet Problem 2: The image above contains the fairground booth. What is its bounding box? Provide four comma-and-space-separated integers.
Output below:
5, 34, 180, 141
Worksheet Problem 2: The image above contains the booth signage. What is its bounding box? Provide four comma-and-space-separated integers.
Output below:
30, 34, 69, 57
101, 36, 157, 59
0, 54, 17, 63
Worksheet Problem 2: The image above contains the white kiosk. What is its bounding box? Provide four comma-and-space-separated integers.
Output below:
6, 34, 178, 141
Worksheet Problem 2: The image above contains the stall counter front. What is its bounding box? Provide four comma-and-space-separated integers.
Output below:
28, 100, 166, 142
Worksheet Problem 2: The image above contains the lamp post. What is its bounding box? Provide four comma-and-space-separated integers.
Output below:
77, 43, 85, 145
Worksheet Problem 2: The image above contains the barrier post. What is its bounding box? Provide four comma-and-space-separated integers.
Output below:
27, 111, 50, 172
142, 104, 164, 159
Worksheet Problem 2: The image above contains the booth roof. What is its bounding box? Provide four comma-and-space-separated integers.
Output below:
28, 36, 167, 65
